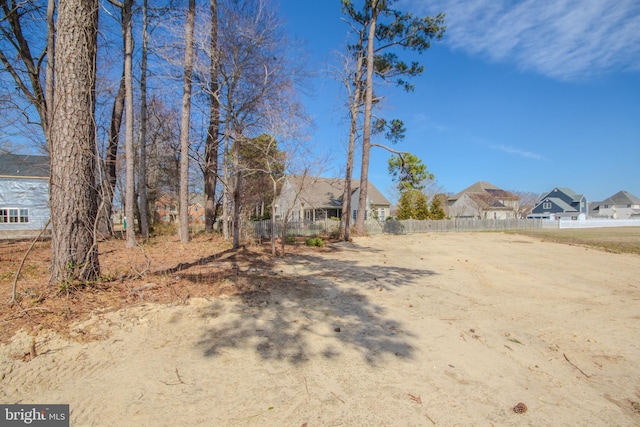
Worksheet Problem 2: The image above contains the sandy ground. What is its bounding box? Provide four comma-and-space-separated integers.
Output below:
2, 232, 640, 426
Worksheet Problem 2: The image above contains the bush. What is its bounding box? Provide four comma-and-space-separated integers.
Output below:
305, 237, 324, 247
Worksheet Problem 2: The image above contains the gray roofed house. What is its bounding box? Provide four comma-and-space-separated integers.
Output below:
590, 191, 640, 219
275, 176, 391, 222
529, 187, 588, 219
0, 154, 51, 237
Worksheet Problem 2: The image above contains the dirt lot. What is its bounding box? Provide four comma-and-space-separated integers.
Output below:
1, 231, 640, 426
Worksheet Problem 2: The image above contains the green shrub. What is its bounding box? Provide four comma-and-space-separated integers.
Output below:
305, 237, 324, 247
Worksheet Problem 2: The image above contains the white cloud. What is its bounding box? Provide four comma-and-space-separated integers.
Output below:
492, 144, 544, 161
405, 0, 640, 80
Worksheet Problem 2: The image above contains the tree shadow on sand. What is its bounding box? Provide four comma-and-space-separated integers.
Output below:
195, 242, 438, 365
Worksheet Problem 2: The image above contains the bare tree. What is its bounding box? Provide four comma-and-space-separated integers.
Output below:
49, 0, 101, 282
178, 0, 196, 243
511, 190, 539, 218
335, 37, 366, 241
0, 0, 51, 147
123, 0, 137, 247
214, 0, 305, 248
203, 0, 220, 233
137, 0, 150, 241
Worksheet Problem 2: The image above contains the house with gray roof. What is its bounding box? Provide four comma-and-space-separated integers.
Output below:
275, 176, 391, 222
590, 191, 640, 219
529, 187, 588, 219
447, 181, 519, 219
0, 154, 50, 237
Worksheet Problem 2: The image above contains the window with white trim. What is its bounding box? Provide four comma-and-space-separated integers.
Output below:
0, 208, 30, 224
542, 202, 551, 210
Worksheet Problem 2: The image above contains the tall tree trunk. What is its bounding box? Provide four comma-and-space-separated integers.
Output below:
343, 50, 365, 242
179, 0, 196, 243
232, 138, 242, 248
100, 73, 124, 238
355, 0, 378, 235
124, 0, 136, 248
45, 0, 55, 145
49, 0, 100, 283
222, 132, 230, 240
204, 0, 219, 233
138, 0, 150, 241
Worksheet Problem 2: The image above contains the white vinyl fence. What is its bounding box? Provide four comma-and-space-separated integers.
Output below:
555, 218, 640, 229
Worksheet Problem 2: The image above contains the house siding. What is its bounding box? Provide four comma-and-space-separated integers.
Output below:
530, 187, 587, 218
275, 177, 390, 222
0, 177, 50, 232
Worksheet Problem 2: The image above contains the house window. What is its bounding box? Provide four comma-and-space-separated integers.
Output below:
378, 208, 385, 221
604, 205, 609, 209
543, 202, 551, 210
0, 208, 29, 224
352, 210, 357, 220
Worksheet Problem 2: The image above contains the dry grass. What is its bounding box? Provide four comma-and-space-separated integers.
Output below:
508, 227, 640, 255
0, 233, 333, 344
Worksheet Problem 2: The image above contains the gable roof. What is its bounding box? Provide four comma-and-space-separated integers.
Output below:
0, 154, 50, 178
285, 176, 390, 208
602, 190, 640, 206
449, 181, 518, 204
545, 197, 577, 212
450, 181, 500, 201
542, 187, 584, 203
449, 181, 518, 201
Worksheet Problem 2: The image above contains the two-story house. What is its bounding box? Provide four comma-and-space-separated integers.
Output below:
590, 191, 640, 219
529, 187, 588, 219
447, 181, 519, 219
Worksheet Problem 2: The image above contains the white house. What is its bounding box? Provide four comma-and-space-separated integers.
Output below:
275, 176, 391, 222
0, 154, 50, 238
590, 191, 640, 219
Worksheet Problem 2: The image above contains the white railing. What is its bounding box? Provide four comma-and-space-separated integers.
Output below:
557, 218, 640, 229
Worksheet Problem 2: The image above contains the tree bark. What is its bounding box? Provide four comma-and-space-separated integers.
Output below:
343, 42, 366, 242
49, 0, 100, 283
138, 0, 150, 241
124, 0, 136, 248
355, 0, 378, 235
45, 0, 55, 144
204, 0, 220, 233
179, 0, 196, 243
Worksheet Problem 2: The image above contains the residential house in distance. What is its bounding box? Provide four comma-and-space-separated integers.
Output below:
447, 181, 519, 219
155, 194, 178, 223
529, 187, 588, 219
590, 191, 640, 219
0, 154, 50, 238
154, 193, 206, 224
188, 193, 205, 224
275, 176, 391, 222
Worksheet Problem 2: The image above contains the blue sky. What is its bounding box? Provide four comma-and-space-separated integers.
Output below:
278, 0, 640, 203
